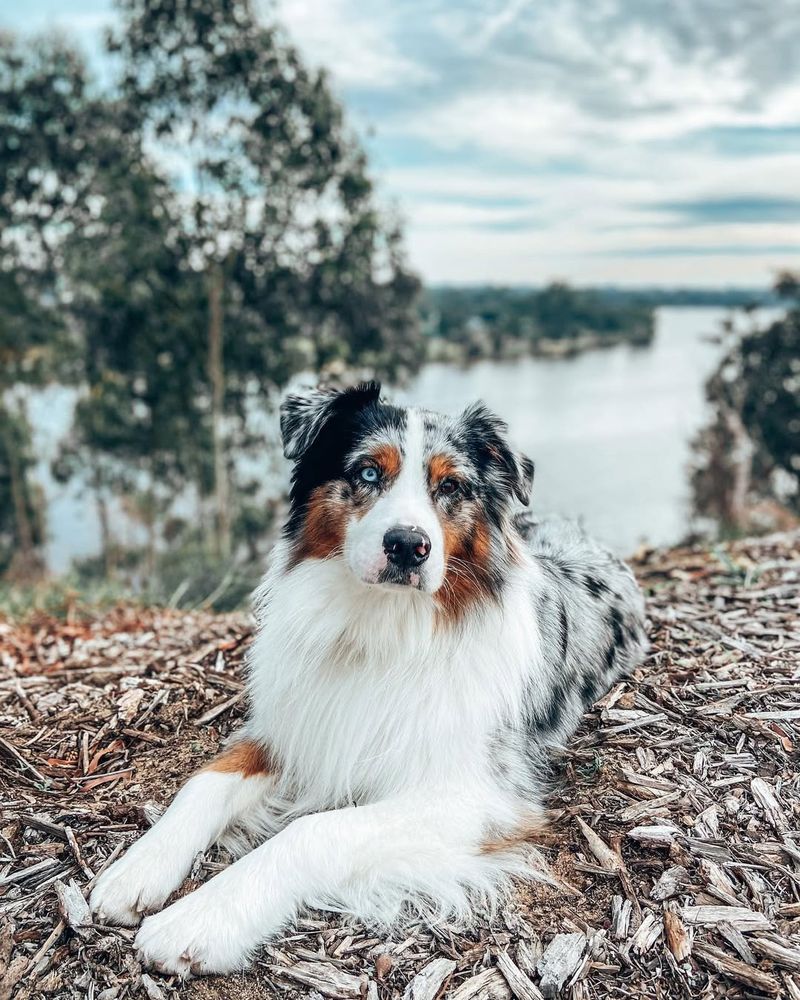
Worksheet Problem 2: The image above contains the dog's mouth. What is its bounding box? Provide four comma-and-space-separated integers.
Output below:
377, 564, 424, 590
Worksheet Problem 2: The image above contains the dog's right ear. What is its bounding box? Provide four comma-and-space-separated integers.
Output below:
280, 381, 382, 460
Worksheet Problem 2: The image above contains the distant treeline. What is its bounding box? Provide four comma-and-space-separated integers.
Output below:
421, 283, 656, 362
589, 286, 780, 308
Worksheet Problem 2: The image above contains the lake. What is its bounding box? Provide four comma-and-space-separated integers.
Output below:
401, 306, 746, 554
29, 306, 758, 572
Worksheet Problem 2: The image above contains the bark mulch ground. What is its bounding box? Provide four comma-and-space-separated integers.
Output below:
1, 530, 799, 1000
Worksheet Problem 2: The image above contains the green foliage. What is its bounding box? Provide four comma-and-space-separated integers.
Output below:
421, 283, 654, 361
0, 34, 108, 377
737, 287, 800, 493
111, 0, 421, 384
0, 407, 44, 578
58, 158, 211, 492
0, 575, 125, 623
0, 1, 421, 586
692, 272, 800, 532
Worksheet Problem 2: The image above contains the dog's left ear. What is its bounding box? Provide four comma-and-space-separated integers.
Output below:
280, 381, 382, 460
461, 401, 534, 506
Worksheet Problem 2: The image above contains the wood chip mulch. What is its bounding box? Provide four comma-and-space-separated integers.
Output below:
1, 530, 799, 1000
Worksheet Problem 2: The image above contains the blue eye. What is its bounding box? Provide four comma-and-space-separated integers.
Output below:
360, 466, 380, 484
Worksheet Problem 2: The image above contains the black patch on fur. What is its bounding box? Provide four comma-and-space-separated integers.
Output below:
580, 673, 601, 707
608, 606, 625, 649
558, 600, 569, 663
584, 574, 609, 599
557, 560, 575, 583
281, 382, 382, 460
282, 383, 408, 541
540, 556, 575, 584
541, 677, 570, 732
456, 401, 534, 509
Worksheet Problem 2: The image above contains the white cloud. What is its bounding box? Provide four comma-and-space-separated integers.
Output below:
11, 0, 800, 284
380, 144, 800, 285
271, 0, 432, 88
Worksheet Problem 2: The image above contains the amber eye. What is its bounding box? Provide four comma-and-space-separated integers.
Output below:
438, 477, 461, 497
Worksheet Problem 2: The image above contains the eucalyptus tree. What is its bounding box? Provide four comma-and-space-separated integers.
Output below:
0, 35, 92, 577
111, 0, 421, 557
56, 151, 212, 575
1, 5, 420, 582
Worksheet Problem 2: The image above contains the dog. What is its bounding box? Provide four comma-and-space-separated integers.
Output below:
90, 381, 647, 976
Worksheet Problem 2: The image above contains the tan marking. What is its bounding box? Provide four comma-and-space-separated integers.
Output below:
203, 740, 274, 778
479, 814, 549, 855
371, 443, 401, 479
296, 483, 348, 561
428, 453, 459, 490
435, 513, 495, 623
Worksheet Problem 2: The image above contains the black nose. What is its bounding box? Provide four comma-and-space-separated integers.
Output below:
383, 526, 431, 568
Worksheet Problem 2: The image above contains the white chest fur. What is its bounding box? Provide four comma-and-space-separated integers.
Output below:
246, 552, 541, 808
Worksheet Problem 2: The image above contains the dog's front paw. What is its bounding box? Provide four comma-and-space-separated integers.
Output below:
134, 888, 256, 977
90, 841, 185, 927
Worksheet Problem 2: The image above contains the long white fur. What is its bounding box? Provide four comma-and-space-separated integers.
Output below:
89, 407, 572, 976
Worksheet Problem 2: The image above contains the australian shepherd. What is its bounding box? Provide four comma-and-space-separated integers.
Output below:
90, 382, 647, 976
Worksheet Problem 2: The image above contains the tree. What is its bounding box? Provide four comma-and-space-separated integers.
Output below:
0, 267, 51, 578
692, 272, 800, 532
0, 35, 91, 578
110, 0, 421, 557
1, 8, 421, 585
0, 402, 45, 579
55, 150, 212, 575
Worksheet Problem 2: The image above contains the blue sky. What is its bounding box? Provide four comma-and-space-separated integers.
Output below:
6, 0, 800, 285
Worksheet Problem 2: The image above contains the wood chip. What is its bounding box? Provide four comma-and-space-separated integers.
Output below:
610, 896, 632, 940
450, 968, 511, 1000
627, 823, 680, 847
402, 958, 456, 1000
140, 974, 167, 1000
575, 818, 621, 872
663, 907, 692, 961
750, 936, 800, 972
692, 940, 781, 995
272, 961, 364, 997
750, 776, 790, 835
54, 879, 91, 931
496, 950, 545, 1000
651, 865, 689, 900
536, 934, 586, 999
716, 922, 756, 964
681, 905, 772, 933
630, 912, 662, 955
2, 531, 798, 1000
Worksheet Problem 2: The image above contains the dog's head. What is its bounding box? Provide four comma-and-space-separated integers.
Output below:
280, 382, 533, 613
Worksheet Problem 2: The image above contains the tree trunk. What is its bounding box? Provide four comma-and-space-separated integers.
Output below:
144, 473, 157, 581
96, 482, 114, 577
724, 406, 754, 529
207, 264, 231, 559
0, 403, 41, 582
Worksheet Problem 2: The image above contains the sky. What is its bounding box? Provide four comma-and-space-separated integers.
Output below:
6, 0, 800, 286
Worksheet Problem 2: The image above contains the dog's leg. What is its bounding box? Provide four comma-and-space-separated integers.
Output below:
134, 788, 517, 976
90, 740, 274, 926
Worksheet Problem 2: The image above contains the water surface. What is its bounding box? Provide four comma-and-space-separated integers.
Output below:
30, 306, 758, 570
400, 306, 740, 554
